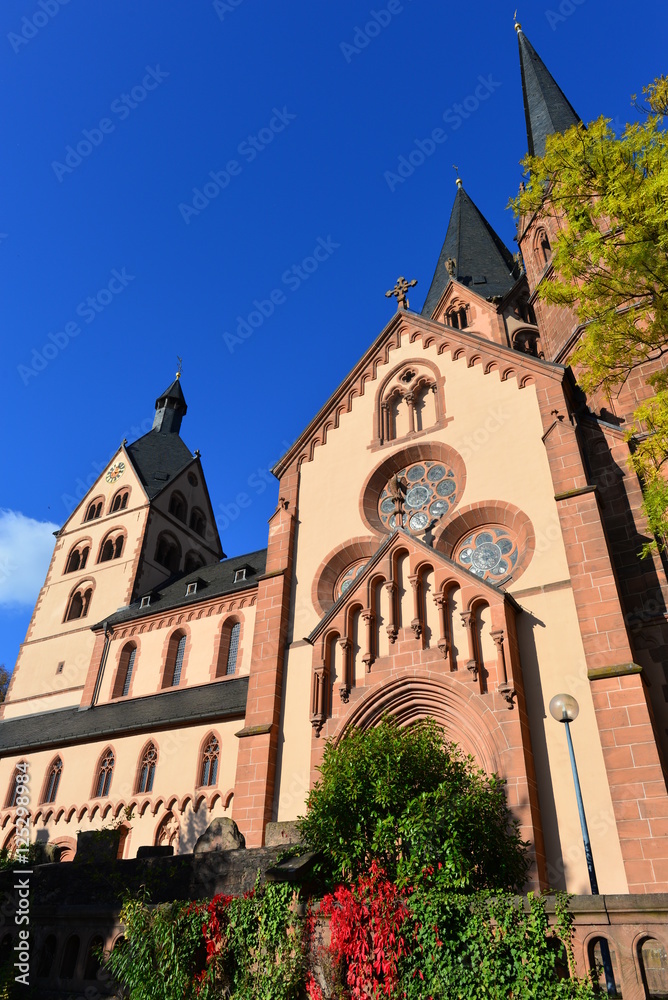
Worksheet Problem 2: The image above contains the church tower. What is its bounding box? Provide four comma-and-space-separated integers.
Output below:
2, 376, 223, 720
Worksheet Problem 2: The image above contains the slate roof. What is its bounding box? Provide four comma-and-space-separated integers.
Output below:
96, 548, 268, 628
156, 376, 187, 412
0, 677, 249, 757
126, 428, 195, 500
422, 184, 520, 317
517, 27, 580, 158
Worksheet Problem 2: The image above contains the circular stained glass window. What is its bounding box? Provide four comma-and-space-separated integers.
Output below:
455, 527, 519, 582
378, 461, 459, 534
335, 561, 367, 600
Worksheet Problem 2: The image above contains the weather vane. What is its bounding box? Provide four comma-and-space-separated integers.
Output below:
176, 356, 183, 380
453, 165, 462, 188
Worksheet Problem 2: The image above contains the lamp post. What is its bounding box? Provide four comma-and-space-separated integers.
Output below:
549, 694, 616, 996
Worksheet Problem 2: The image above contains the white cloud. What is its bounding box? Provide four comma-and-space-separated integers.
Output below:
0, 510, 59, 608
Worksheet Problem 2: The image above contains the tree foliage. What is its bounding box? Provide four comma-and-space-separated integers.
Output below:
297, 717, 529, 890
511, 76, 668, 550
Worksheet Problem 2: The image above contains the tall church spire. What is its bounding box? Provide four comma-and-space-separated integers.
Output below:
421, 180, 519, 318
515, 20, 580, 157
152, 374, 188, 434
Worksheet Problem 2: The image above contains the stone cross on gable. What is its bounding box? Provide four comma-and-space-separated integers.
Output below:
385, 276, 418, 310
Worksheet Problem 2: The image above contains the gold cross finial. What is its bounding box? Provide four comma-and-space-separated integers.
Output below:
175, 356, 183, 380
385, 276, 418, 310
514, 10, 522, 31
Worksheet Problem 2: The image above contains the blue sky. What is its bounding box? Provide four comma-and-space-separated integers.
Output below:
0, 0, 664, 671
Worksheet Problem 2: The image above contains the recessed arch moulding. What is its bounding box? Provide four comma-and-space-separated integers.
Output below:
306, 532, 547, 888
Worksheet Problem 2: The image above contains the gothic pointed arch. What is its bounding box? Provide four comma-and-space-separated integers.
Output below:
334, 673, 503, 776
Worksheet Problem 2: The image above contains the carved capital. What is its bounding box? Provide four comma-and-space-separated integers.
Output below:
408, 574, 419, 591
339, 685, 350, 704
437, 637, 450, 660
466, 659, 478, 681
362, 652, 375, 672
386, 624, 398, 644
460, 610, 473, 628
410, 618, 422, 640
338, 638, 351, 653
433, 594, 447, 610
497, 682, 516, 708
361, 609, 374, 625
489, 628, 505, 649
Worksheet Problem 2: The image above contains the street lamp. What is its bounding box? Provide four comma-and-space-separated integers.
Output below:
549, 693, 616, 996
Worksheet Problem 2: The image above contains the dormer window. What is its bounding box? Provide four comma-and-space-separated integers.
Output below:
186, 582, 198, 596
234, 568, 247, 584
140, 595, 151, 609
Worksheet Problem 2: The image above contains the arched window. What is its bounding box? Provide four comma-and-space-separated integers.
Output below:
168, 492, 187, 523
136, 743, 158, 794
93, 748, 115, 798
65, 542, 89, 574
199, 735, 219, 787
83, 935, 104, 980
588, 937, 622, 996
215, 619, 241, 677
640, 937, 668, 998
162, 632, 186, 688
184, 551, 205, 575
37, 935, 57, 979
110, 489, 129, 513
98, 532, 124, 563
226, 622, 240, 674
5, 762, 27, 808
155, 533, 181, 573
446, 305, 468, 329
84, 497, 103, 522
113, 643, 137, 698
65, 583, 93, 622
189, 508, 206, 536
535, 228, 552, 266
60, 935, 80, 979
42, 757, 62, 804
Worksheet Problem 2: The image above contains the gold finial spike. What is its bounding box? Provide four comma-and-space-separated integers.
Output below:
514, 10, 522, 32
385, 276, 418, 311
175, 356, 183, 380
453, 165, 463, 188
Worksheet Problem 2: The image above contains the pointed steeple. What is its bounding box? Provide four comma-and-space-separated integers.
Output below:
421, 178, 519, 318
152, 373, 188, 434
515, 19, 580, 157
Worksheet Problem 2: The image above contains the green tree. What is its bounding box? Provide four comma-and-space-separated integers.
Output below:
0, 666, 10, 703
512, 76, 668, 552
297, 717, 528, 889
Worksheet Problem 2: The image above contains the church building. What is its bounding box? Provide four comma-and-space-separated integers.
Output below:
2, 22, 667, 902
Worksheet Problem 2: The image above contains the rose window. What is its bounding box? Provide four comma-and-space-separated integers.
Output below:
454, 527, 519, 582
378, 461, 459, 534
336, 561, 366, 600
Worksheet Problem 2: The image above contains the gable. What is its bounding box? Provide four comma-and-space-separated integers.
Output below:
273, 310, 566, 478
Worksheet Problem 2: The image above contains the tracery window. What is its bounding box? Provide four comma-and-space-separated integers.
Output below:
65, 583, 93, 621
42, 756, 62, 804
335, 561, 367, 600
136, 742, 158, 794
447, 305, 469, 329
454, 527, 519, 582
199, 735, 219, 787
5, 762, 27, 808
378, 461, 459, 534
94, 748, 115, 798
84, 497, 103, 522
